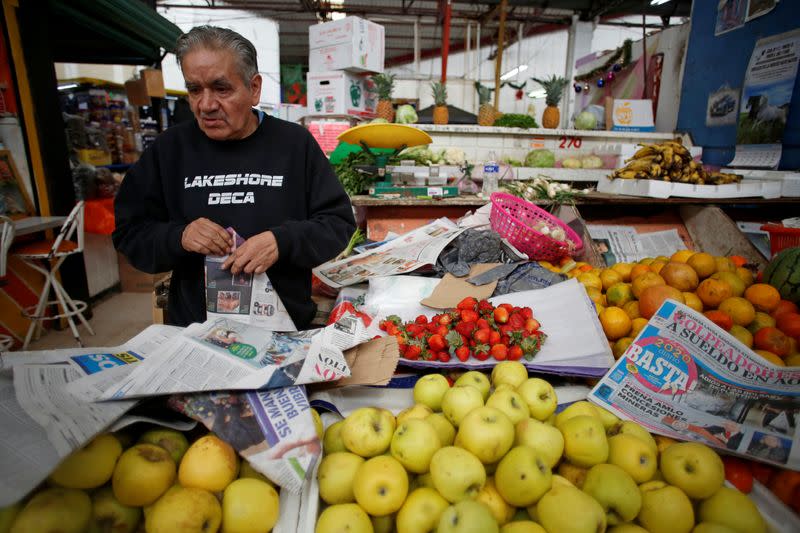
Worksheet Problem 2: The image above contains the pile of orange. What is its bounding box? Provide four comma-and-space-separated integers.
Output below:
553, 250, 800, 367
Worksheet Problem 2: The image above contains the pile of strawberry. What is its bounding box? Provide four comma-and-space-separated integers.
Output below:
378, 296, 546, 363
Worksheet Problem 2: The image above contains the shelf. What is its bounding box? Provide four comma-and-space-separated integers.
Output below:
416, 124, 679, 141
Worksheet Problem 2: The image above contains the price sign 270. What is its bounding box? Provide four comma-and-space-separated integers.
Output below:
559, 136, 583, 149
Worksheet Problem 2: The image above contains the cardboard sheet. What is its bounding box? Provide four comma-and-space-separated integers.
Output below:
420, 263, 501, 309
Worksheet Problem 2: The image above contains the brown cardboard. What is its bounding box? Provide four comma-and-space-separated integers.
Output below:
117, 252, 167, 293
125, 78, 151, 106
421, 263, 501, 309
312, 336, 400, 390
140, 68, 166, 98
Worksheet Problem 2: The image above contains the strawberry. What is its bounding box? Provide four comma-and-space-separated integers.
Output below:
438, 352, 451, 363
501, 335, 511, 346
489, 330, 501, 346
379, 315, 402, 331
494, 307, 509, 324
386, 323, 399, 336
478, 299, 494, 314
426, 322, 439, 333
473, 344, 490, 361
438, 313, 453, 326
455, 346, 471, 362
445, 330, 464, 350
490, 344, 508, 361
457, 297, 478, 311
521, 307, 534, 320
520, 332, 546, 360
498, 325, 513, 338
455, 321, 476, 337
415, 315, 428, 325
476, 318, 491, 330
508, 313, 525, 330
428, 334, 447, 352
405, 344, 422, 360
508, 345, 523, 361
524, 318, 541, 333
512, 306, 523, 315
499, 303, 514, 312
473, 328, 491, 344
460, 309, 479, 323
435, 325, 449, 337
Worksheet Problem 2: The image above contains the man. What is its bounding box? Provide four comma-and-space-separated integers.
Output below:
113, 26, 354, 328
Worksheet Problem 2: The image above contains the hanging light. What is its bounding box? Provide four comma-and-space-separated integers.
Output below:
500, 65, 529, 81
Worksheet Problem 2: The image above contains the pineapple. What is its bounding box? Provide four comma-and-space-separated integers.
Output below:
533, 75, 569, 129
475, 82, 496, 126
431, 81, 449, 125
371, 73, 396, 122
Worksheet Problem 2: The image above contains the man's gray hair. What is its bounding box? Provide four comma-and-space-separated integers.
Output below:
175, 26, 258, 84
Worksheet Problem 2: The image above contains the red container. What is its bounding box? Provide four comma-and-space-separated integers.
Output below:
761, 224, 800, 256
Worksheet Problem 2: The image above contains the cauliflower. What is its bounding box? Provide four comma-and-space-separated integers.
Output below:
581, 155, 604, 169
561, 158, 582, 169
443, 147, 466, 165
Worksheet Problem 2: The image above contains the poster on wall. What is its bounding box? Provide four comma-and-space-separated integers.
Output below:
746, 0, 778, 22
715, 0, 747, 36
705, 87, 740, 126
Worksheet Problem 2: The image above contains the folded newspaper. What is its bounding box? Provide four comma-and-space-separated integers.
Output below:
589, 300, 800, 469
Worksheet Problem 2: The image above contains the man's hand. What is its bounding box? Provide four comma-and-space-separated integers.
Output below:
222, 231, 279, 274
181, 218, 233, 256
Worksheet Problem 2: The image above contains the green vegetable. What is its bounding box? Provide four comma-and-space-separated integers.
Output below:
493, 114, 539, 129
524, 149, 555, 168
333, 150, 400, 196
395, 104, 418, 124
336, 228, 366, 260
574, 111, 597, 130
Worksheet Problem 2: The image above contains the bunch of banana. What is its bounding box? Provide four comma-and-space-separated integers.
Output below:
609, 139, 742, 185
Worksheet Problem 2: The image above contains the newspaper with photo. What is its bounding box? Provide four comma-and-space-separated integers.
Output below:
589, 300, 800, 469
588, 225, 685, 265
313, 218, 465, 288
206, 228, 296, 331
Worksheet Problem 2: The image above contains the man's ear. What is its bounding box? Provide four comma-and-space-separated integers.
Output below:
249, 73, 263, 106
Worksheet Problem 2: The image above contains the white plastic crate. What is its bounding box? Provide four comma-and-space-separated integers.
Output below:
596, 176, 782, 199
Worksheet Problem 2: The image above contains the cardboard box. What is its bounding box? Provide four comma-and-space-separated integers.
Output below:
308, 16, 384, 73
117, 252, 167, 293
612, 99, 655, 132
306, 71, 376, 116
124, 78, 151, 106
140, 68, 166, 98
76, 148, 112, 166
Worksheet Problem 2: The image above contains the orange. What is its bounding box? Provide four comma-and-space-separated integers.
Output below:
631, 317, 649, 337
744, 283, 781, 313
660, 262, 700, 292
611, 262, 634, 282
729, 325, 753, 348
715, 256, 736, 273
600, 269, 624, 291
788, 337, 799, 356
639, 285, 685, 319
585, 287, 606, 307
711, 271, 745, 297
696, 278, 734, 309
682, 292, 704, 313
632, 272, 666, 299
630, 264, 652, 281
729, 255, 747, 268
771, 300, 799, 319
785, 353, 800, 367
776, 312, 800, 338
595, 303, 605, 316
639, 257, 655, 266
613, 337, 634, 359
753, 327, 791, 357
623, 301, 641, 319
718, 297, 756, 327
686, 252, 716, 279
599, 306, 633, 341
735, 267, 755, 288
747, 312, 776, 334
606, 283, 634, 307
650, 260, 667, 275
655, 255, 670, 263
670, 250, 695, 263
755, 350, 785, 366
578, 272, 603, 291
704, 310, 734, 331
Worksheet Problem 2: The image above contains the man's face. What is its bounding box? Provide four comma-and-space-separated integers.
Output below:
181, 47, 262, 141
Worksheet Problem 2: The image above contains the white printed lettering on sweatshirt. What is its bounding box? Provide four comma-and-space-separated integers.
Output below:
183, 174, 284, 188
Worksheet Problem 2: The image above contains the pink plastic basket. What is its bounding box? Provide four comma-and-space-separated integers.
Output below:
489, 192, 583, 261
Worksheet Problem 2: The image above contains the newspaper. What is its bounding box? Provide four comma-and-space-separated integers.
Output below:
588, 225, 685, 265
313, 218, 465, 288
206, 228, 297, 332
97, 314, 370, 400
589, 300, 800, 469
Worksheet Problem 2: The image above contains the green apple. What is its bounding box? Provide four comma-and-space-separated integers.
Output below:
396, 487, 449, 533
396, 404, 434, 426
89, 487, 141, 533
353, 455, 409, 516
594, 406, 620, 431
607, 421, 657, 454
322, 419, 348, 455
425, 412, 456, 446
442, 386, 485, 427
49, 433, 122, 489
10, 488, 91, 533
430, 446, 486, 502
515, 418, 564, 468
138, 428, 189, 465
437, 500, 499, 533
692, 523, 739, 533
554, 401, 599, 430
144, 486, 222, 533
660, 442, 724, 499
560, 415, 608, 467
486, 389, 530, 425
494, 446, 552, 507
698, 486, 766, 533
455, 406, 515, 464
536, 485, 606, 533
342, 407, 396, 457
475, 477, 515, 525
371, 513, 395, 533
500, 521, 546, 533
391, 418, 442, 473
318, 452, 365, 504
0, 503, 21, 533
222, 478, 279, 533
516, 378, 558, 421
557, 462, 588, 488
637, 481, 694, 533
454, 371, 491, 401
582, 463, 641, 525
315, 504, 372, 533
413, 374, 451, 411
608, 525, 650, 533
607, 434, 657, 484
491, 361, 528, 389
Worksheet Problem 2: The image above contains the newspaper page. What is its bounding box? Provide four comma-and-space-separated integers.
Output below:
588, 225, 684, 265
98, 313, 371, 400
313, 218, 465, 288
589, 300, 800, 469
170, 386, 319, 494
206, 228, 297, 332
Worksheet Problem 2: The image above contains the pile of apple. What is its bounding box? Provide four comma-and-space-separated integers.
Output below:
316, 361, 768, 533
2, 428, 280, 533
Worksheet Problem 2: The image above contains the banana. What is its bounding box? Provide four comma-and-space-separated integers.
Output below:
632, 144, 659, 159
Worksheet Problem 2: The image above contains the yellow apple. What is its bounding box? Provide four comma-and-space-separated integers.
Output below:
692, 523, 739, 533
311, 408, 324, 440
371, 513, 395, 533
0, 503, 21, 533
138, 428, 189, 464
551, 474, 575, 488
560, 415, 608, 467
430, 446, 486, 502
146, 486, 221, 533
89, 486, 141, 533
315, 504, 372, 533
396, 487, 449, 533
582, 463, 641, 525
516, 378, 557, 421
654, 434, 678, 454
660, 442, 724, 499
221, 478, 279, 533
499, 521, 546, 533
238, 460, 273, 485
396, 404, 434, 426
455, 406, 514, 464
607, 434, 657, 484
554, 401, 599, 430
454, 371, 491, 400
536, 485, 606, 533
637, 481, 694, 533
494, 446, 552, 507
594, 406, 620, 431
342, 407, 396, 457
437, 500, 499, 533
112, 443, 176, 506
323, 419, 347, 455
442, 385, 484, 427
318, 452, 365, 504
697, 486, 766, 533
608, 525, 649, 533
391, 418, 442, 473
415, 472, 435, 489
353, 455, 409, 516
425, 412, 456, 446
491, 361, 528, 389
475, 477, 514, 525
178, 435, 239, 492
607, 421, 657, 454
557, 462, 588, 488
515, 417, 564, 468
49, 433, 122, 489
10, 488, 91, 533
413, 374, 451, 411
486, 389, 530, 425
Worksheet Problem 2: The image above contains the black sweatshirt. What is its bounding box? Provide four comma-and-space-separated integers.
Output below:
113, 115, 355, 328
